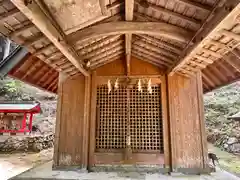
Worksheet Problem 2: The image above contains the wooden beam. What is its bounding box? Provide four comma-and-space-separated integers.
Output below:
136, 34, 182, 54
99, 0, 108, 15
107, 1, 124, 11
194, 55, 213, 64
9, 23, 35, 37
33, 44, 55, 56
0, 8, 20, 22
24, 33, 46, 47
125, 0, 134, 75
221, 29, 240, 41
135, 0, 201, 29
68, 22, 192, 44
11, 0, 89, 76
168, 0, 240, 75
175, 0, 212, 13
201, 48, 222, 59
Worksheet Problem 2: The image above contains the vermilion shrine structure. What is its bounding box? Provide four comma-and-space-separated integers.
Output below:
0, 0, 240, 174
0, 102, 41, 134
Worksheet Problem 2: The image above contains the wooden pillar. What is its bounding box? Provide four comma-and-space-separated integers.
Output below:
53, 73, 91, 169
167, 71, 209, 174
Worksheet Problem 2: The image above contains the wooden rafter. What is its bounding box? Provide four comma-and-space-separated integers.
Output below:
90, 46, 123, 63
131, 49, 169, 67
133, 40, 178, 59
224, 53, 240, 73
135, 0, 201, 29
131, 53, 166, 69
136, 34, 182, 54
68, 22, 192, 44
82, 40, 123, 60
168, 0, 240, 75
175, 0, 212, 13
125, 0, 134, 75
91, 55, 123, 69
0, 8, 20, 22
11, 0, 89, 76
77, 35, 120, 53
132, 45, 173, 65
90, 51, 124, 68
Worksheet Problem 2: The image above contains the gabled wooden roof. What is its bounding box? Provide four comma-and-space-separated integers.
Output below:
0, 0, 240, 93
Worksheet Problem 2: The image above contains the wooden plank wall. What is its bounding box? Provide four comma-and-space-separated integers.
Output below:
53, 74, 88, 168
167, 72, 208, 172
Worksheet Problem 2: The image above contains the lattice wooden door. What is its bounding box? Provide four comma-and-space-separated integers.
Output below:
95, 84, 163, 154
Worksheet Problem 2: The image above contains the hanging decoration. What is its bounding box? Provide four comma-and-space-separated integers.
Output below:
107, 80, 112, 94
114, 78, 119, 90
138, 79, 142, 92
147, 79, 152, 94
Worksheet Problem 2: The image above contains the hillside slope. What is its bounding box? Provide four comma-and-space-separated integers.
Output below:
204, 81, 240, 154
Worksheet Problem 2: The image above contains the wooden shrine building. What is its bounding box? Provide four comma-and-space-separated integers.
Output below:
0, 0, 240, 174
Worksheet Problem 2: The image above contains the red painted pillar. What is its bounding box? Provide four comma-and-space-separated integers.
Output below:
29, 113, 33, 132
22, 113, 27, 131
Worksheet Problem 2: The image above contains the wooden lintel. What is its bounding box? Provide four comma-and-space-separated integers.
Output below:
99, 0, 108, 15
68, 21, 192, 44
11, 0, 89, 76
168, 0, 240, 75
189, 60, 206, 68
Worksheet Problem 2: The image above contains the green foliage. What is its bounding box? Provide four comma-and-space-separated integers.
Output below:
0, 77, 33, 100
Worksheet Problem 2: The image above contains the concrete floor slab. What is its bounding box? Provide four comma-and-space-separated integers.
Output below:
10, 161, 240, 180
